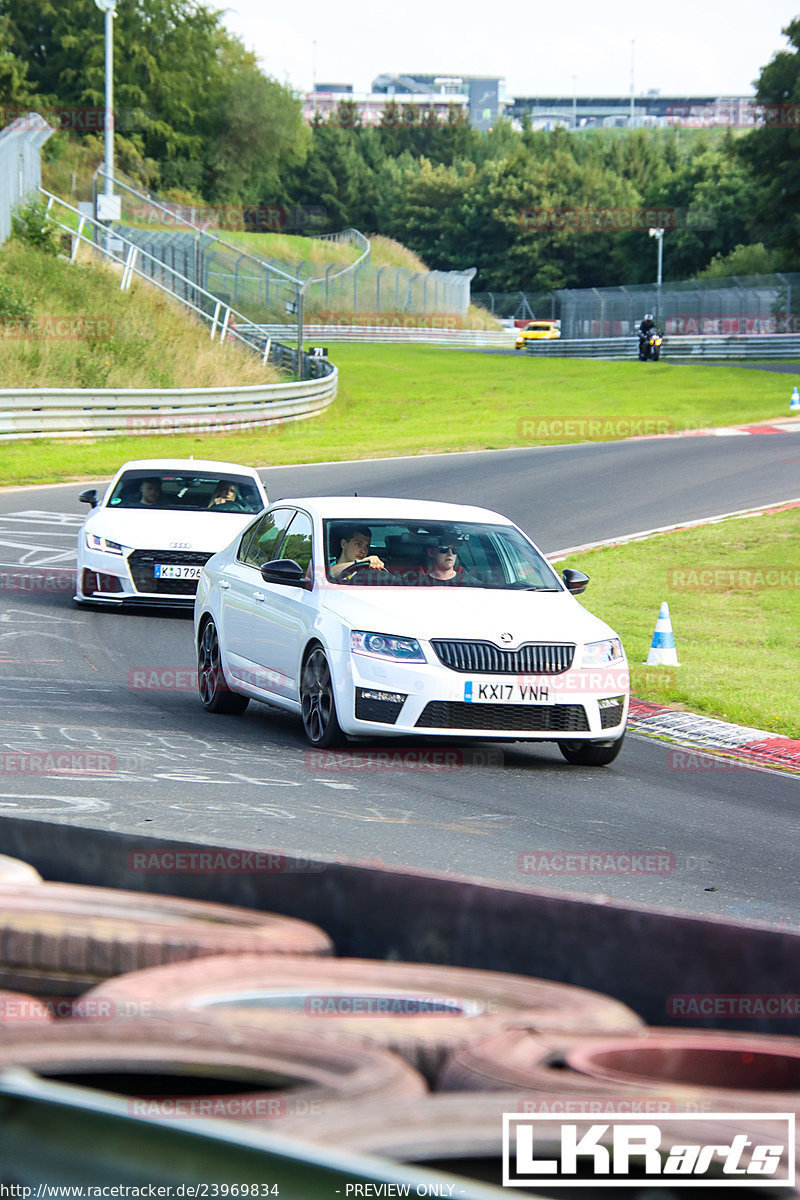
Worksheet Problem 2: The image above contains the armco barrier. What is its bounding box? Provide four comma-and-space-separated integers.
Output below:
0, 371, 337, 440
525, 334, 800, 359
248, 326, 800, 356
246, 322, 513, 347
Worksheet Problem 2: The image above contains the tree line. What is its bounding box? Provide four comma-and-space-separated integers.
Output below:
1, 2, 797, 290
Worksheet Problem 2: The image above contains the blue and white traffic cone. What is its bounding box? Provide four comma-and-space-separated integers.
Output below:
644, 601, 680, 665
791, 386, 800, 414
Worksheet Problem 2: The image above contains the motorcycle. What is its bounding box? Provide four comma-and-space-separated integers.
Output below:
638, 330, 663, 361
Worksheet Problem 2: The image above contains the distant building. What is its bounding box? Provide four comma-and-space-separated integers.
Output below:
303, 81, 470, 127
372, 74, 505, 130
302, 80, 759, 133
507, 93, 758, 129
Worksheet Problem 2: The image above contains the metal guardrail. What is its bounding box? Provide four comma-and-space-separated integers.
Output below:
248, 323, 513, 347
525, 334, 800, 359
0, 374, 337, 440
0, 190, 339, 441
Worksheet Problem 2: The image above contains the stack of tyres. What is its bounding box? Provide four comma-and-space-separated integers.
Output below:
0, 1013, 427, 1118
80, 954, 644, 1083
0, 882, 332, 999
438, 1026, 800, 1113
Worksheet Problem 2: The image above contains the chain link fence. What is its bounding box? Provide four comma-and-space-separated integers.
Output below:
0, 113, 53, 245
94, 168, 473, 322
555, 275, 800, 338
475, 278, 800, 338
471, 291, 559, 321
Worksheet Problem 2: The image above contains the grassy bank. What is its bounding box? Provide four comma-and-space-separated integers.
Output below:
2, 344, 792, 485
564, 506, 800, 738
0, 241, 278, 391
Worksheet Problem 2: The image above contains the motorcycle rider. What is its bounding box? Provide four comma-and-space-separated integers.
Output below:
639, 313, 656, 338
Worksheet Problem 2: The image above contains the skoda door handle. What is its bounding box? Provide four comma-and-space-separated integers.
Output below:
252, 591, 265, 602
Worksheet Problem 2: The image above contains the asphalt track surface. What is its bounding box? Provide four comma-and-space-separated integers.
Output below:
1, 434, 798, 930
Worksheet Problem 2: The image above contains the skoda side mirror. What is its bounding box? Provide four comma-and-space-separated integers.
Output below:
562, 568, 589, 595
261, 559, 308, 588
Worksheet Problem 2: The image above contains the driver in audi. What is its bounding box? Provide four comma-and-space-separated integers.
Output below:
330, 524, 385, 579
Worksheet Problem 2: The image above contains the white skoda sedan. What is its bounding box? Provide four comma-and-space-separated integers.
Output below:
75, 459, 269, 608
194, 498, 628, 765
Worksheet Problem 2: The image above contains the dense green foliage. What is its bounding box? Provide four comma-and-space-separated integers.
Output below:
0, 0, 308, 201
739, 17, 800, 258
2, 3, 798, 288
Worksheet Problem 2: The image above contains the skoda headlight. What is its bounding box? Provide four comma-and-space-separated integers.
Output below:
85, 533, 123, 555
351, 631, 426, 663
581, 638, 623, 667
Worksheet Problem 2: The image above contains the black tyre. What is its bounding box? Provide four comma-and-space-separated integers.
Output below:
197, 618, 249, 715
558, 735, 624, 767
301, 646, 344, 748
652, 348, 660, 361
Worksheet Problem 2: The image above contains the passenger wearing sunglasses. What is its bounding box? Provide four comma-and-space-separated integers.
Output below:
425, 542, 460, 582
406, 538, 473, 586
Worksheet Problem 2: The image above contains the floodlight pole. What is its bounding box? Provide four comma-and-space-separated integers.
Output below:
103, 6, 114, 196
94, 0, 115, 199
649, 227, 665, 320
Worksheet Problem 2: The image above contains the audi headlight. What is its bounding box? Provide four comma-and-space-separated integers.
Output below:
85, 533, 124, 555
581, 638, 623, 667
351, 631, 426, 663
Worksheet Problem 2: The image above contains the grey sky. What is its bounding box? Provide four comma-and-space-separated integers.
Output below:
219, 1, 797, 99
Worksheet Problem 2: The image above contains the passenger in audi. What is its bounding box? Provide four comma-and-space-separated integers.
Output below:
208, 481, 241, 510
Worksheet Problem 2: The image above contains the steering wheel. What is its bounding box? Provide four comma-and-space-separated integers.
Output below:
337, 559, 391, 583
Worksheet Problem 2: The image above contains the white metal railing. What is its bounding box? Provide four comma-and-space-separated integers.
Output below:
42, 189, 264, 351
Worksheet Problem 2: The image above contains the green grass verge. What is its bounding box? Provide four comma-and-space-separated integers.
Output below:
0, 241, 278, 393
2, 344, 793, 485
565, 507, 800, 738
